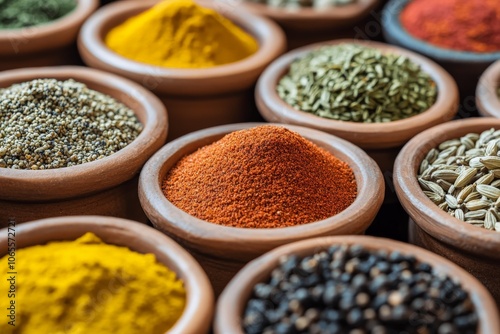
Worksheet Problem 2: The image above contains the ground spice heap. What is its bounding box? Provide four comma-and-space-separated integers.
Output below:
0, 0, 76, 29
243, 244, 478, 334
247, 0, 355, 9
419, 128, 500, 232
0, 78, 142, 170
106, 0, 258, 69
401, 0, 500, 53
278, 44, 437, 123
0, 233, 186, 334
163, 126, 357, 228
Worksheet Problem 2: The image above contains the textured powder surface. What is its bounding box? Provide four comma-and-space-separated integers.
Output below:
163, 125, 357, 228
0, 233, 186, 334
0, 0, 76, 29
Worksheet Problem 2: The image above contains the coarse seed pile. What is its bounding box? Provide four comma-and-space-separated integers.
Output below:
162, 125, 357, 228
243, 244, 478, 334
0, 79, 143, 170
277, 44, 437, 123
0, 0, 77, 29
246, 0, 355, 9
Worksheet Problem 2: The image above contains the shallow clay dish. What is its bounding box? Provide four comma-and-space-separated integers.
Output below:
0, 66, 168, 225
477, 60, 500, 118
394, 118, 500, 306
78, 0, 286, 140
139, 123, 384, 295
0, 0, 98, 71
215, 235, 500, 333
0, 216, 213, 334
382, 0, 500, 103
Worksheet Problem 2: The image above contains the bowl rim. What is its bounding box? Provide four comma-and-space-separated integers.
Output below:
394, 118, 500, 256
477, 60, 500, 118
215, 235, 500, 334
0, 0, 99, 55
139, 122, 384, 258
0, 66, 168, 201
78, 0, 286, 94
382, 0, 500, 63
256, 38, 459, 149
0, 215, 214, 334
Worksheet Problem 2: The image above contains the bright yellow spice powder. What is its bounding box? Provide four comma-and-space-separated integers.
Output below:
105, 0, 259, 68
0, 233, 186, 334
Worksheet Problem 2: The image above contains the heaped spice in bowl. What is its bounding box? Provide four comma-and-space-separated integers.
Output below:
246, 0, 356, 9
0, 232, 185, 334
162, 125, 357, 228
277, 44, 437, 123
418, 128, 500, 232
0, 78, 142, 170
0, 0, 76, 29
401, 0, 500, 53
105, 0, 258, 69
243, 244, 478, 334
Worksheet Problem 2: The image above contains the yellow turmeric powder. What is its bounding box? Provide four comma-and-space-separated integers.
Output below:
105, 0, 259, 68
0, 232, 186, 334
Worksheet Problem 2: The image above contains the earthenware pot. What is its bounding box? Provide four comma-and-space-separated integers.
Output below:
239, 0, 379, 50
257, 38, 458, 206
215, 235, 500, 333
0, 0, 98, 71
394, 118, 500, 306
139, 123, 384, 295
0, 66, 168, 225
382, 0, 500, 108
78, 0, 286, 141
0, 216, 213, 334
477, 61, 500, 118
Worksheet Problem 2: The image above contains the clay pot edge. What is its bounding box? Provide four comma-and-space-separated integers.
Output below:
476, 60, 500, 118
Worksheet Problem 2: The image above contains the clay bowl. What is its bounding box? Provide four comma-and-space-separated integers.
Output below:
239, 0, 379, 50
215, 235, 500, 333
78, 0, 286, 141
0, 216, 213, 334
257, 38, 458, 205
394, 118, 500, 306
477, 60, 500, 118
139, 122, 384, 296
0, 0, 98, 71
0, 66, 168, 225
382, 0, 500, 106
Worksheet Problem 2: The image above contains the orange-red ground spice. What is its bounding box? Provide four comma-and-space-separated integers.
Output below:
401, 0, 500, 53
162, 125, 357, 228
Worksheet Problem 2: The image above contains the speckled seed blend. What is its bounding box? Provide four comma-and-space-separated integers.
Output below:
0, 79, 143, 170
162, 125, 357, 228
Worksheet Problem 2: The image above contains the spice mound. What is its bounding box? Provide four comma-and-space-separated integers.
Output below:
246, 0, 356, 9
419, 128, 500, 232
277, 44, 437, 123
0, 0, 76, 29
105, 0, 259, 69
163, 125, 357, 228
0, 232, 186, 334
243, 244, 478, 334
0, 78, 143, 170
401, 0, 500, 53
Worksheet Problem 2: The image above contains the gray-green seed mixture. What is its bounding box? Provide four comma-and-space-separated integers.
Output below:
277, 44, 438, 123
0, 79, 143, 170
247, 0, 354, 9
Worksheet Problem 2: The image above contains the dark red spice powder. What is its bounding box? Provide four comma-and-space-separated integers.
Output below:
401, 0, 500, 53
162, 125, 357, 228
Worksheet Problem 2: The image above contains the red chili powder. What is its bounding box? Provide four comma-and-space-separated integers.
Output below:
400, 0, 500, 53
162, 125, 357, 228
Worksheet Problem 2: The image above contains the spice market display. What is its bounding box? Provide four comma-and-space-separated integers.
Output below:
1, 0, 500, 333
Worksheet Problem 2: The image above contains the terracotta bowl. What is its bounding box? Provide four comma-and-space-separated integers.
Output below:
238, 0, 379, 50
382, 0, 500, 105
0, 0, 98, 71
477, 60, 500, 118
0, 66, 168, 225
257, 38, 458, 204
0, 216, 213, 334
215, 235, 500, 333
139, 122, 384, 295
394, 118, 500, 307
78, 0, 286, 141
